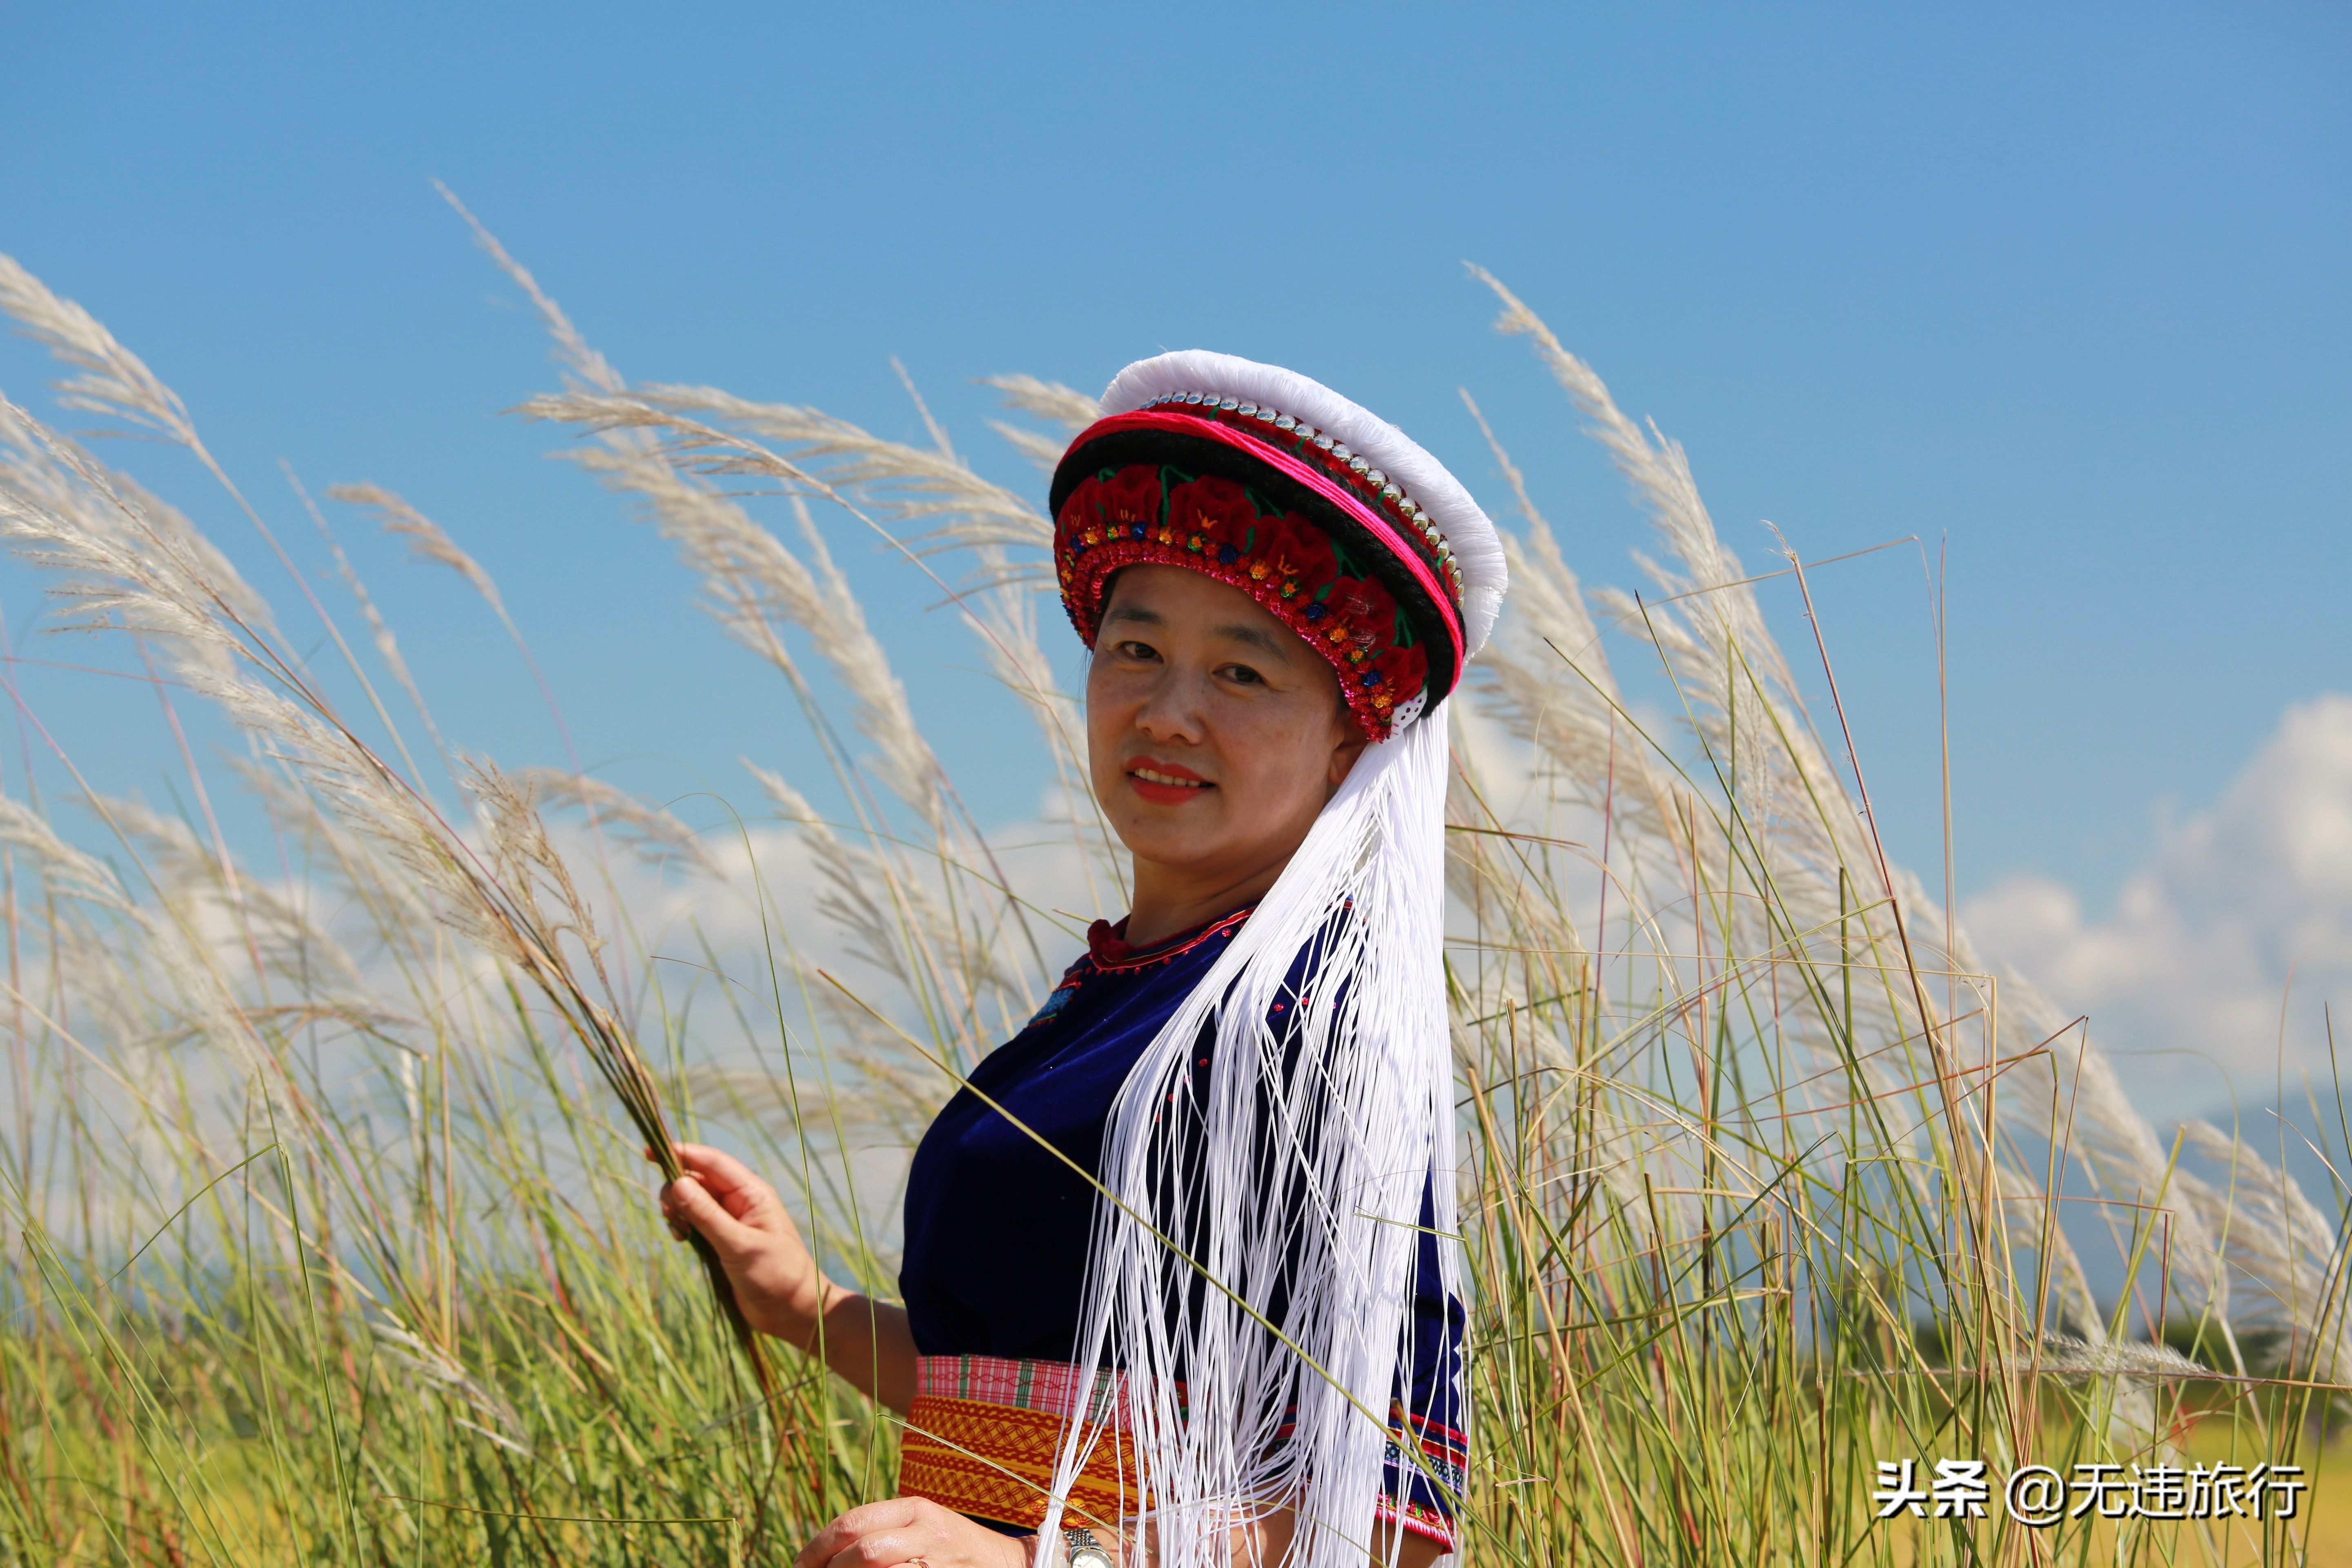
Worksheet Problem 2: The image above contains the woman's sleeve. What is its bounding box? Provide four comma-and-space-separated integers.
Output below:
1379, 1178, 1468, 1552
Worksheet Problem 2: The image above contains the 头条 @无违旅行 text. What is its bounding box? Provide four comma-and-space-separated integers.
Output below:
1871, 1459, 2305, 1526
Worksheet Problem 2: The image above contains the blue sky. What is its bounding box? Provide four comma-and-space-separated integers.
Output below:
4, 1, 2346, 934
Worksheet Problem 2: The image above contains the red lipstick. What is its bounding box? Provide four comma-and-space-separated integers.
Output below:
1125, 757, 1212, 805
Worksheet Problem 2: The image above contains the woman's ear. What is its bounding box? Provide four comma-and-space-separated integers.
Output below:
1327, 729, 1370, 791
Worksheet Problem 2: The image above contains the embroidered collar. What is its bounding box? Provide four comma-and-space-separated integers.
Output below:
1085, 904, 1256, 971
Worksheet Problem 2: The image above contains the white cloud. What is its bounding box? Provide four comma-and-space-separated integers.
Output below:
1964, 694, 2352, 1119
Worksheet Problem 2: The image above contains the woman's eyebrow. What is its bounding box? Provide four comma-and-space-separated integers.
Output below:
1102, 604, 1163, 627
1215, 623, 1290, 662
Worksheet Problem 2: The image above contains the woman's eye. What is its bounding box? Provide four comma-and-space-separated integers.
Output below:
1112, 640, 1160, 662
1219, 663, 1266, 686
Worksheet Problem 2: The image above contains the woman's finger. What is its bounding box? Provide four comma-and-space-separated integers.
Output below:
789, 1520, 843, 1568
672, 1140, 765, 1195
829, 1533, 912, 1567
662, 1173, 759, 1252
793, 1502, 922, 1568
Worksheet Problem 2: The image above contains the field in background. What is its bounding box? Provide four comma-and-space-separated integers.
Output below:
0, 223, 2344, 1566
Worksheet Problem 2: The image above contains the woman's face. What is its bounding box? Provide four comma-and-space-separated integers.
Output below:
1086, 565, 1366, 887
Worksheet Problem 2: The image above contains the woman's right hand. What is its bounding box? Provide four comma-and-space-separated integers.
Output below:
655, 1142, 833, 1343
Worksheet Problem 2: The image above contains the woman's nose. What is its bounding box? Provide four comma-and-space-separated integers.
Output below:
1133, 670, 1205, 744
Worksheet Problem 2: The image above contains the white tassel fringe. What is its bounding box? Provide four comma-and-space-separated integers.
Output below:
1038, 703, 1461, 1567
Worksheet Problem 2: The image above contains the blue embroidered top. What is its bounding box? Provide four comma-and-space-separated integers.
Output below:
899, 905, 1467, 1535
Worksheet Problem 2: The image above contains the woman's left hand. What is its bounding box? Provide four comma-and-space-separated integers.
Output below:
792, 1497, 1034, 1568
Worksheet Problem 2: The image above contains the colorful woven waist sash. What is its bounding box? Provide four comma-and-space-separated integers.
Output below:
898, 1354, 1143, 1534
897, 1354, 1464, 1550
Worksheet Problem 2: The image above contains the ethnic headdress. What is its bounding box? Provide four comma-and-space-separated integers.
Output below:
1042, 353, 1503, 1567
1051, 351, 1506, 742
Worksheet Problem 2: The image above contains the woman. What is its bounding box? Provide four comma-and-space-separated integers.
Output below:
661, 353, 1505, 1567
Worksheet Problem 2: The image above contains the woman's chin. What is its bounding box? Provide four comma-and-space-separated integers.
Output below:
1117, 819, 1235, 867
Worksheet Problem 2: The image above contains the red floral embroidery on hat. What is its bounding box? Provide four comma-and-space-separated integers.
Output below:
1316, 574, 1399, 666
1359, 641, 1430, 717
1244, 512, 1338, 605
1101, 466, 1163, 533
1057, 475, 1104, 584
1165, 474, 1256, 560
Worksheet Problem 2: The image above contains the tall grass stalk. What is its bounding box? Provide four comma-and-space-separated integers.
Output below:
0, 233, 2341, 1567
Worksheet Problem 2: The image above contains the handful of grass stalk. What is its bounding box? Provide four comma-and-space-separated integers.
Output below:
0, 253, 778, 1409
442, 770, 781, 1412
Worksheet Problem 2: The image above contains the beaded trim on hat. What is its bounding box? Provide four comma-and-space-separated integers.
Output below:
1139, 392, 1466, 602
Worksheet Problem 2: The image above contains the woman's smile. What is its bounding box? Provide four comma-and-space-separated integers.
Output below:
1126, 758, 1213, 803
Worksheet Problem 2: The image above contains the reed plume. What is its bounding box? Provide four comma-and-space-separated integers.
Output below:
0, 250, 779, 1415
